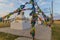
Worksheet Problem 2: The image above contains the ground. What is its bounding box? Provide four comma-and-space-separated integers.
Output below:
0, 22, 51, 40
0, 21, 60, 40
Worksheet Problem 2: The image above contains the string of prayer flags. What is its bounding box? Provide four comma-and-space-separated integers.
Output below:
30, 11, 34, 16
30, 0, 34, 4
30, 27, 35, 37
20, 5, 25, 9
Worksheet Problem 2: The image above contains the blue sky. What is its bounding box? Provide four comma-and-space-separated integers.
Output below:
0, 0, 60, 18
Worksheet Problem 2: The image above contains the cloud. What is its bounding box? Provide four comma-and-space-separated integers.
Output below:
0, 3, 5, 6
9, 3, 14, 7
0, 3, 14, 8
40, 2, 47, 5
54, 0, 60, 3
0, 0, 14, 7
38, 0, 47, 6
0, 0, 3, 2
0, 11, 9, 17
0, 0, 8, 3
16, 0, 25, 5
0, 3, 14, 17
39, 0, 45, 3
39, 0, 50, 6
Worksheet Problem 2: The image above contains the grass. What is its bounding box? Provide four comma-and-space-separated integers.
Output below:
52, 21, 60, 40
0, 32, 19, 40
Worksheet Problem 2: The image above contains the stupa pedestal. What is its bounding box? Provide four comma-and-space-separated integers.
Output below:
10, 20, 31, 30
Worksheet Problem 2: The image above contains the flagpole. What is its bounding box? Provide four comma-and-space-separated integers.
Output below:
32, 0, 35, 40
30, 0, 37, 40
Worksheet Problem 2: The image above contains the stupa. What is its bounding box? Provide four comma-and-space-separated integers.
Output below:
10, 12, 31, 30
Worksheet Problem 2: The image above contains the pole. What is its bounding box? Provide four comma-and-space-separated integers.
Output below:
32, 0, 35, 40
30, 0, 37, 40
51, 0, 54, 24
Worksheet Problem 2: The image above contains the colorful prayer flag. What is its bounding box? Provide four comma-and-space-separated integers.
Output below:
30, 0, 34, 4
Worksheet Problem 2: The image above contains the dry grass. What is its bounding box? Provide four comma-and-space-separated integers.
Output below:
0, 22, 10, 27
54, 20, 60, 24
52, 21, 60, 40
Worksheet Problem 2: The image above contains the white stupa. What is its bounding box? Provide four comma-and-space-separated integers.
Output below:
10, 12, 31, 30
